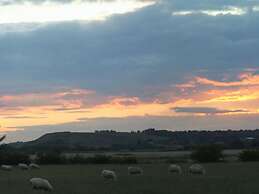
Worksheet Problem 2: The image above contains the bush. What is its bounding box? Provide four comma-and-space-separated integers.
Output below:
239, 150, 259, 161
111, 156, 137, 164
36, 153, 138, 165
88, 154, 112, 164
166, 157, 188, 164
191, 144, 223, 163
36, 152, 66, 164
71, 155, 137, 164
69, 154, 90, 164
0, 152, 30, 165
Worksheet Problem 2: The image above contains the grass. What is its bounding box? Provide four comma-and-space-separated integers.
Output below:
1, 162, 259, 194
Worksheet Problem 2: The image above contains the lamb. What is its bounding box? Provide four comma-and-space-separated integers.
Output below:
168, 164, 182, 174
18, 163, 29, 170
101, 170, 117, 180
189, 164, 206, 175
30, 178, 53, 192
1, 165, 12, 171
29, 163, 40, 169
128, 166, 143, 175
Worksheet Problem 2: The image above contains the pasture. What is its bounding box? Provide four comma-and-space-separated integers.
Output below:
1, 162, 259, 194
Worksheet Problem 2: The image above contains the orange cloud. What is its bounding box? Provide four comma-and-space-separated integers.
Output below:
1, 71, 259, 132
0, 89, 94, 109
195, 72, 259, 87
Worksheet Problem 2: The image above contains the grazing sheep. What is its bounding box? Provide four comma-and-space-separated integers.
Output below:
101, 170, 117, 180
189, 164, 206, 175
29, 163, 40, 169
1, 165, 12, 171
30, 178, 53, 192
18, 163, 29, 170
168, 164, 182, 174
128, 166, 143, 175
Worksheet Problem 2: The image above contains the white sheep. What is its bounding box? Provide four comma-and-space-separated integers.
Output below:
128, 166, 143, 175
168, 164, 182, 174
1, 165, 12, 171
30, 178, 53, 192
18, 163, 29, 170
189, 164, 206, 175
29, 163, 40, 169
101, 170, 117, 180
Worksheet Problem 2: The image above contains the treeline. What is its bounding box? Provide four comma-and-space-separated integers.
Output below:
36, 153, 137, 165
2, 144, 259, 165
191, 145, 259, 163
143, 128, 259, 150
0, 145, 30, 164
7, 129, 259, 153
0, 148, 137, 165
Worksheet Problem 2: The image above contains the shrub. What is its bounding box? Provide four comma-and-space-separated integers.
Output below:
36, 152, 66, 164
111, 156, 137, 164
239, 150, 259, 161
191, 144, 223, 163
70, 155, 138, 164
89, 154, 112, 164
166, 157, 188, 164
36, 153, 138, 165
69, 154, 90, 164
0, 152, 30, 165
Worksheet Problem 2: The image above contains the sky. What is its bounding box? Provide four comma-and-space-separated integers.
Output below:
1, 0, 259, 142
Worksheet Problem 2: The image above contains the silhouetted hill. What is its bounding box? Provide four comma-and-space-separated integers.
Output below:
7, 129, 259, 152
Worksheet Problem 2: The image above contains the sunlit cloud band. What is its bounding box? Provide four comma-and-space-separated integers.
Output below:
172, 6, 248, 16
0, 0, 155, 24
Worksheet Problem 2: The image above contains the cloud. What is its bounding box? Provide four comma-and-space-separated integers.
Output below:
174, 71, 259, 104
172, 107, 247, 115
1, 0, 259, 140
194, 73, 259, 87
1, 70, 259, 134
172, 6, 247, 16
1, 1, 259, 99
0, 0, 156, 24
0, 88, 94, 109
3, 116, 46, 119
163, 0, 259, 10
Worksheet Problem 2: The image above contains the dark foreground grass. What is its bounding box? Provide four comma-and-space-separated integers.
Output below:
1, 162, 259, 194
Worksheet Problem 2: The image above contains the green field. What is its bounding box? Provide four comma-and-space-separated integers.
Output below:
1, 163, 259, 194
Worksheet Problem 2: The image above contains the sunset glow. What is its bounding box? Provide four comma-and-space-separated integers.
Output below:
1, 0, 259, 142
1, 70, 259, 132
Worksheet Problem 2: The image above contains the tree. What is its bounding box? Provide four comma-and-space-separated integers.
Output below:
239, 150, 259, 161
191, 144, 223, 163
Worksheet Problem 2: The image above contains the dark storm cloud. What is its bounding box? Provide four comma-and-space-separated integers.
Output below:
172, 107, 247, 114
0, 1, 259, 101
